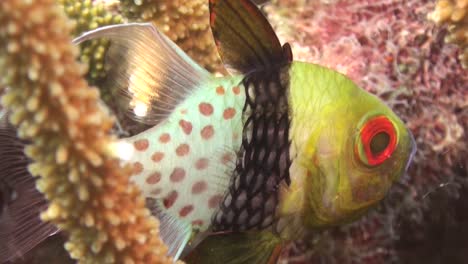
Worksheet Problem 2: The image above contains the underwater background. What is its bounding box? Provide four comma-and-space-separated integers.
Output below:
0, 0, 466, 263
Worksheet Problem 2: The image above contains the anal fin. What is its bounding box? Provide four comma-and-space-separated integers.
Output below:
145, 198, 192, 260
183, 231, 282, 264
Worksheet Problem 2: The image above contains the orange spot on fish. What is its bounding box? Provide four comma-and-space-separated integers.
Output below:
179, 120, 193, 135
199, 102, 214, 116
159, 133, 171, 143
208, 194, 223, 209
195, 158, 209, 170
223, 108, 236, 120
179, 205, 194, 217
180, 109, 188, 114
163, 191, 178, 208
133, 139, 149, 151
151, 152, 164, 163
221, 152, 233, 165
132, 162, 143, 175
201, 125, 214, 140
170, 167, 186, 182
192, 181, 208, 194
176, 143, 190, 156
232, 86, 241, 95
146, 172, 161, 184
151, 188, 162, 195
216, 86, 225, 95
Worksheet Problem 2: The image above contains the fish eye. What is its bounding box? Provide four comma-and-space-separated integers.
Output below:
370, 132, 390, 154
355, 116, 397, 166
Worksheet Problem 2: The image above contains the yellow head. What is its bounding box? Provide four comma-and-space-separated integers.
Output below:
286, 62, 416, 228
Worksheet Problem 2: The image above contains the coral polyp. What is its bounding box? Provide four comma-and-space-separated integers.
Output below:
119, 0, 223, 72
58, 0, 123, 83
428, 0, 468, 68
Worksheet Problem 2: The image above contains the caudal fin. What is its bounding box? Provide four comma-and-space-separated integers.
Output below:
0, 115, 57, 262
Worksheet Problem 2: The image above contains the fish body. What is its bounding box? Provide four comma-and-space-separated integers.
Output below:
0, 0, 416, 263
121, 75, 245, 233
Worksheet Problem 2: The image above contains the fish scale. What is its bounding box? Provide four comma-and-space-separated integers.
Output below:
212, 68, 292, 232
121, 76, 245, 231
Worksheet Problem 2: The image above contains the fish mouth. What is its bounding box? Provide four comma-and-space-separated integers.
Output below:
404, 129, 417, 173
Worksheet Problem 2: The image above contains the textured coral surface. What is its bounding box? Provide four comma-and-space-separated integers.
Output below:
1, 0, 466, 263
120, 0, 223, 72
59, 0, 123, 83
0, 0, 172, 263
429, 0, 468, 68
266, 0, 467, 263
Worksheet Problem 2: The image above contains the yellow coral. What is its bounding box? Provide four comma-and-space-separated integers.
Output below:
120, 0, 224, 73
0, 0, 172, 263
59, 0, 123, 82
429, 0, 468, 68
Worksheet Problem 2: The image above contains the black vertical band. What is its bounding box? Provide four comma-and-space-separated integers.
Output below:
212, 66, 292, 232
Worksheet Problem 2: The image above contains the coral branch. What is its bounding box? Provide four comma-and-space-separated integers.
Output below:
58, 0, 123, 83
428, 0, 468, 68
119, 0, 224, 72
0, 0, 172, 263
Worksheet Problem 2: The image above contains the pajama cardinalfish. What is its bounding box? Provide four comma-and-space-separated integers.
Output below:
0, 0, 416, 263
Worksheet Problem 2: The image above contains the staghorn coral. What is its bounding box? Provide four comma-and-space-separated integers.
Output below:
428, 0, 468, 68
119, 0, 223, 73
0, 0, 173, 263
58, 0, 123, 83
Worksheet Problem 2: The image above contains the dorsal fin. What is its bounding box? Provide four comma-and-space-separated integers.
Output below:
209, 0, 292, 74
73, 23, 211, 125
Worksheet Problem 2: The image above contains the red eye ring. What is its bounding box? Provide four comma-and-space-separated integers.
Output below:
360, 116, 397, 166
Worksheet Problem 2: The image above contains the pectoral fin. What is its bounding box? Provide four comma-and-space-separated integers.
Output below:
183, 231, 282, 264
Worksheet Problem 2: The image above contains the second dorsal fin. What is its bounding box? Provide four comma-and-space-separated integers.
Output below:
73, 23, 211, 125
209, 0, 292, 74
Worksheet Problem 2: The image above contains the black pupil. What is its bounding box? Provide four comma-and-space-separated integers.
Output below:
370, 132, 390, 155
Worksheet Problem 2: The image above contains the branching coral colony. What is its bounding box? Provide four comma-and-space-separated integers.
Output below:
0, 0, 173, 263
58, 0, 123, 84
0, 0, 466, 263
